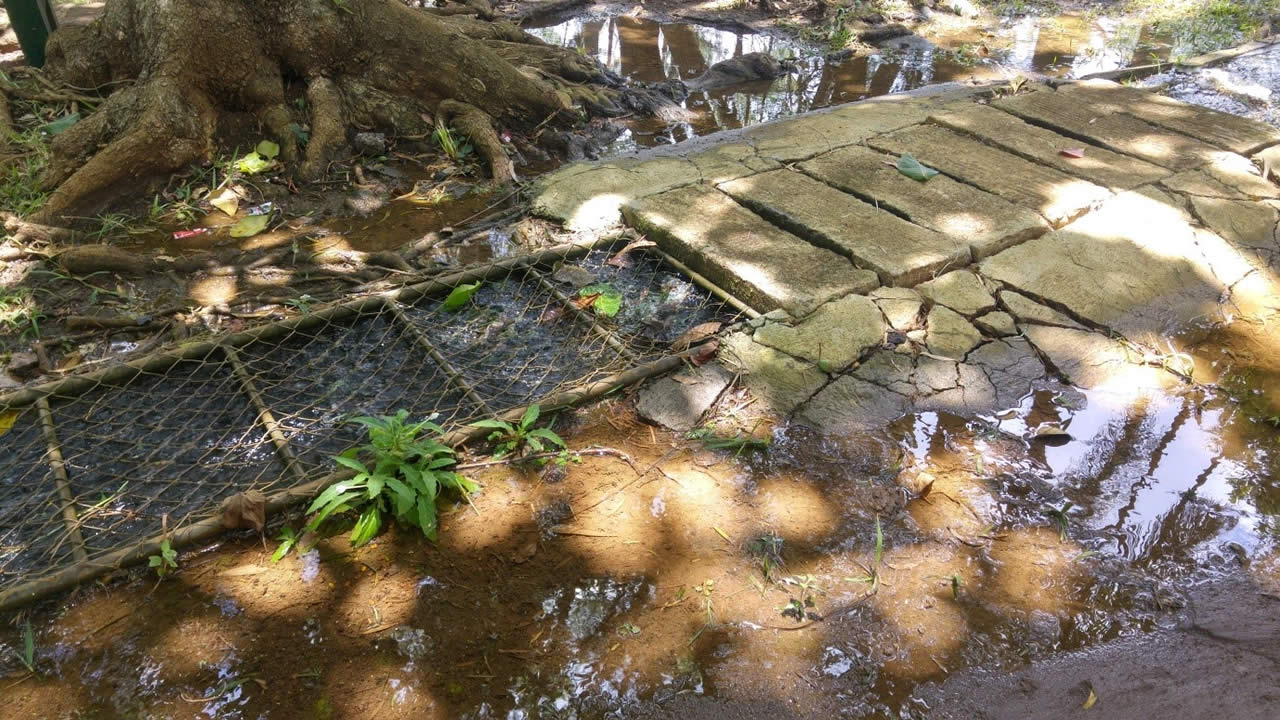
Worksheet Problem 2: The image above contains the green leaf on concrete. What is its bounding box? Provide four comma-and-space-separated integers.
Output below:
42, 113, 81, 135
579, 283, 622, 317
443, 282, 482, 311
255, 139, 281, 159
229, 213, 271, 238
897, 153, 939, 182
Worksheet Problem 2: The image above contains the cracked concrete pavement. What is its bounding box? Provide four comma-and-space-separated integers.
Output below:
532, 76, 1280, 431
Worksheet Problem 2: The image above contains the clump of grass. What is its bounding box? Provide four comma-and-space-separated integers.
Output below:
846, 515, 884, 593
0, 128, 52, 217
748, 532, 785, 581
0, 287, 43, 339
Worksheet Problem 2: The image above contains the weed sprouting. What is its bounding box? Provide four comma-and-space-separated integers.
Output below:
148, 538, 178, 579
1044, 501, 1073, 542
298, 410, 476, 550
11, 620, 36, 674
748, 532, 785, 581
0, 288, 43, 339
471, 404, 566, 460
846, 515, 884, 594
433, 120, 473, 163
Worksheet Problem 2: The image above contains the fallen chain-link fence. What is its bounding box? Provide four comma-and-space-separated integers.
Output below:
0, 236, 750, 610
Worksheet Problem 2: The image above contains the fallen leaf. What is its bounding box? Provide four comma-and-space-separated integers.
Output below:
57, 352, 82, 372
606, 238, 657, 268
235, 151, 273, 175
42, 113, 80, 135
255, 139, 281, 160
578, 283, 623, 317
209, 187, 241, 217
229, 213, 271, 238
689, 340, 720, 366
0, 410, 18, 438
1033, 424, 1072, 446
572, 292, 602, 310
442, 282, 482, 311
1082, 685, 1098, 710
915, 471, 936, 499
897, 153, 940, 182
1060, 147, 1086, 159
551, 264, 596, 288
671, 321, 723, 351
511, 537, 538, 564
220, 490, 268, 531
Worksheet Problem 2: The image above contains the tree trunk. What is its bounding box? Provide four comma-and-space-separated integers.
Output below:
30, 0, 664, 227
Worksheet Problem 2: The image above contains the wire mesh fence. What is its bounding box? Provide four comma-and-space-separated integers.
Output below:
0, 237, 744, 608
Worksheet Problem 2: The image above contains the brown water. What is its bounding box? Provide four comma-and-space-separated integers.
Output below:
526, 13, 1180, 150
4, 333, 1277, 717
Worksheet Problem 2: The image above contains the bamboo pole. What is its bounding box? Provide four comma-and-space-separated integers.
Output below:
382, 300, 495, 417
34, 397, 88, 564
222, 346, 308, 485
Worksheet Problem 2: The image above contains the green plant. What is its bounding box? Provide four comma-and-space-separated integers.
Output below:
285, 295, 317, 315
0, 128, 51, 216
271, 526, 299, 562
11, 620, 36, 674
748, 532, 784, 581
0, 288, 43, 339
148, 538, 178, 578
433, 120, 473, 162
846, 515, 884, 593
470, 405, 565, 460
302, 410, 475, 547
686, 425, 770, 455
1044, 501, 1073, 542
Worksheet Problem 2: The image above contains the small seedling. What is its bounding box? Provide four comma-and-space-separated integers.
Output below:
433, 120, 473, 162
12, 620, 36, 674
748, 532, 785, 581
470, 405, 565, 460
846, 515, 884, 594
616, 623, 641, 637
285, 295, 316, 315
272, 526, 299, 563
1044, 502, 1073, 543
148, 538, 178, 578
688, 579, 716, 644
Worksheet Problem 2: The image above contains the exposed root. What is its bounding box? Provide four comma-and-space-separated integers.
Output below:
439, 99, 515, 184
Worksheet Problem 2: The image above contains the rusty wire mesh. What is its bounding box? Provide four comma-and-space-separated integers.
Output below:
0, 238, 741, 605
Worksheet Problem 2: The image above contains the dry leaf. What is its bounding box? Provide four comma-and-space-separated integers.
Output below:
209, 187, 241, 217
1060, 147, 1086, 159
689, 340, 720, 366
511, 537, 538, 564
671, 321, 723, 351
220, 490, 267, 531
0, 410, 18, 438
1082, 685, 1098, 710
572, 292, 601, 310
1033, 424, 1072, 445
606, 238, 657, 268
57, 351, 82, 372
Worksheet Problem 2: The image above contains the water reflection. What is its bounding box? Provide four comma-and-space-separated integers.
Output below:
527, 14, 1173, 149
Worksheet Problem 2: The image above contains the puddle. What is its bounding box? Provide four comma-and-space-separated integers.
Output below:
5, 327, 1279, 717
526, 13, 1186, 151
1144, 42, 1280, 126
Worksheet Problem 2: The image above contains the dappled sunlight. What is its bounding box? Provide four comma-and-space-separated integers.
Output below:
871, 543, 974, 681
751, 475, 841, 545
188, 274, 238, 306
982, 526, 1087, 618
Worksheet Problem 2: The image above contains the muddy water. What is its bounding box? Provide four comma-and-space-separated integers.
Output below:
1144, 41, 1280, 127
3, 334, 1278, 717
526, 13, 1180, 150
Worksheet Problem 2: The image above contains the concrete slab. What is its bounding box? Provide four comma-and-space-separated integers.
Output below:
799, 144, 1048, 260
1057, 79, 1280, 156
530, 157, 701, 231
870, 287, 924, 330
742, 96, 930, 162
867, 124, 1111, 226
636, 363, 734, 432
930, 104, 1169, 190
623, 185, 879, 316
994, 87, 1222, 171
721, 331, 828, 414
980, 188, 1224, 347
916, 270, 997, 316
718, 170, 969, 286
998, 290, 1085, 329
753, 294, 886, 371
1161, 152, 1280, 200
925, 305, 983, 359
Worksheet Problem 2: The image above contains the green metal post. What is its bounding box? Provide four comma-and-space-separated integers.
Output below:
5, 0, 59, 68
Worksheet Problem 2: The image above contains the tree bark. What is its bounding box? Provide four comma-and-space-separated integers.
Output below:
29, 0, 663, 227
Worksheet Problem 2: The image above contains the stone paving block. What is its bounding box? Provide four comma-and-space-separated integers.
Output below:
925, 305, 983, 359
531, 157, 701, 230
930, 104, 1169, 190
623, 185, 879, 316
916, 270, 997, 316
998, 290, 1084, 329
868, 124, 1111, 226
721, 331, 828, 415
743, 97, 930, 162
719, 170, 969, 286
870, 287, 924, 330
753, 294, 886, 371
979, 188, 1224, 347
1056, 79, 1280, 155
800, 144, 1048, 259
993, 88, 1221, 171
1161, 152, 1280, 200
